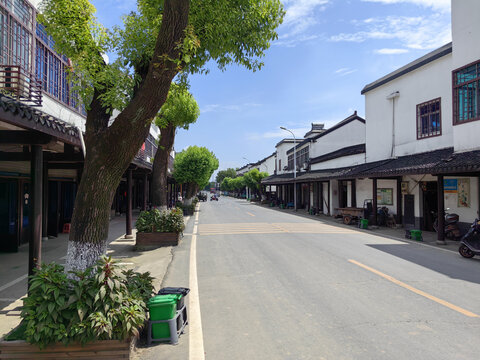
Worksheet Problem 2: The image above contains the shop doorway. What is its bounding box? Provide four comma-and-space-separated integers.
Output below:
0, 179, 19, 252
422, 181, 438, 231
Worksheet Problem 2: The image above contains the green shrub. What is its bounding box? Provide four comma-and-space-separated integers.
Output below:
136, 208, 185, 234
21, 257, 153, 348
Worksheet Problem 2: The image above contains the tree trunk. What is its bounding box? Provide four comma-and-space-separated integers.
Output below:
151, 122, 176, 208
65, 0, 190, 274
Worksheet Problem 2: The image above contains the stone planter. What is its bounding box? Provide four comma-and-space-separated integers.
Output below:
135, 232, 180, 248
0, 339, 132, 359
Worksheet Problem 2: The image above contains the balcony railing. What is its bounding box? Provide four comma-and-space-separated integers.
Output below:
0, 65, 42, 106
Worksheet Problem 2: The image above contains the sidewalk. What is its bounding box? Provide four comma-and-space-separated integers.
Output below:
256, 203, 461, 253
0, 212, 187, 339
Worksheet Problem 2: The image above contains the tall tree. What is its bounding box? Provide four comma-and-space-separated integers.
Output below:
173, 146, 219, 204
244, 169, 269, 197
39, 0, 284, 272
216, 168, 237, 184
151, 84, 199, 208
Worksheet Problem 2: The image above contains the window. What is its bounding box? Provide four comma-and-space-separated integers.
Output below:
287, 147, 309, 170
278, 159, 281, 171
453, 60, 480, 124
416, 98, 441, 139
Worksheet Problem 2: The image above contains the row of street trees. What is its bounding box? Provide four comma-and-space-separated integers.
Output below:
220, 169, 269, 199
39, 0, 284, 272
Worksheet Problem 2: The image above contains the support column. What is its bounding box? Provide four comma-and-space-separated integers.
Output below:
327, 181, 331, 216
125, 169, 133, 239
351, 180, 357, 208
372, 178, 378, 225
143, 173, 148, 210
42, 160, 48, 241
437, 174, 446, 244
396, 177, 402, 224
29, 145, 42, 286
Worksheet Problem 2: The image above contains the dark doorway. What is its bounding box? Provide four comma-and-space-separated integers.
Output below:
20, 181, 31, 245
0, 179, 19, 252
339, 181, 348, 208
404, 194, 415, 229
422, 181, 438, 231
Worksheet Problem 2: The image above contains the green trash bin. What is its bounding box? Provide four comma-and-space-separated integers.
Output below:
148, 294, 182, 339
410, 229, 422, 241
359, 218, 368, 229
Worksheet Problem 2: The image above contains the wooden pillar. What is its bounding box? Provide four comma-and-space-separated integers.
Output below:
327, 181, 331, 215
29, 145, 42, 285
396, 177, 402, 224
125, 169, 133, 239
372, 178, 378, 225
143, 173, 148, 210
42, 160, 48, 241
351, 180, 357, 208
437, 175, 446, 244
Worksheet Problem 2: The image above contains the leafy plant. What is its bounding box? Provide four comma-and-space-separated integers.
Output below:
21, 257, 153, 348
136, 208, 185, 234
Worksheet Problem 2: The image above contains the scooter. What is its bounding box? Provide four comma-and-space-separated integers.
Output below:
459, 218, 480, 258
432, 209, 461, 240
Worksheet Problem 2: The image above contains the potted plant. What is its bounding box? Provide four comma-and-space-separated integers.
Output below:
0, 257, 154, 359
135, 208, 185, 248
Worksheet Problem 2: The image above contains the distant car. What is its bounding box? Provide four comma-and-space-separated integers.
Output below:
198, 193, 207, 202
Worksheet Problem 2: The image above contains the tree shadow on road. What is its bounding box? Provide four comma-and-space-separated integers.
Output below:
367, 243, 480, 285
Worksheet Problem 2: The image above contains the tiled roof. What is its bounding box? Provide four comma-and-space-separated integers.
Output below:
352, 148, 454, 178
432, 148, 480, 174
0, 95, 81, 146
310, 144, 365, 165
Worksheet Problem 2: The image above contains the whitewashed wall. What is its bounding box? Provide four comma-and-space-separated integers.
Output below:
365, 54, 453, 162
276, 141, 295, 175
451, 0, 480, 152
311, 153, 365, 171
310, 120, 365, 159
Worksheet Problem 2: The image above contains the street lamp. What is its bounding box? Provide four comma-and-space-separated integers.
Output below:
280, 126, 296, 211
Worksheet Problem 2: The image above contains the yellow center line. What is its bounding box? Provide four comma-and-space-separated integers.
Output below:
349, 259, 479, 318
246, 212, 255, 217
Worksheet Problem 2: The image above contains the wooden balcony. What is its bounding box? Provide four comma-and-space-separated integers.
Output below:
0, 65, 42, 106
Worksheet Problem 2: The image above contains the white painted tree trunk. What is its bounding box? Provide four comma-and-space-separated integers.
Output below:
65, 240, 107, 277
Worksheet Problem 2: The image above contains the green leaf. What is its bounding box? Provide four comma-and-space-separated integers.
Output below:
99, 286, 106, 300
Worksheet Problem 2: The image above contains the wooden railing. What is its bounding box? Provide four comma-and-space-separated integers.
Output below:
0, 65, 42, 106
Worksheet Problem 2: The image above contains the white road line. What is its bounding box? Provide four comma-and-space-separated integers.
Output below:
0, 274, 28, 293
190, 206, 205, 360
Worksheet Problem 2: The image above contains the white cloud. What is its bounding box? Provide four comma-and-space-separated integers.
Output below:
374, 48, 409, 54
330, 14, 451, 50
201, 103, 262, 114
361, 0, 450, 13
276, 0, 330, 47
335, 67, 358, 76
247, 126, 310, 141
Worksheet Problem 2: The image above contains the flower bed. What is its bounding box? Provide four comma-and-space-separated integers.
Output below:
135, 208, 185, 248
5, 257, 154, 358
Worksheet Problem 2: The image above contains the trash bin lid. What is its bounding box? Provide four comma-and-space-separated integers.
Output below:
148, 294, 181, 307
158, 287, 190, 296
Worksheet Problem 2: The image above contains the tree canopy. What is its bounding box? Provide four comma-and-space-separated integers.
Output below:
173, 146, 219, 195
38, 0, 285, 113
216, 168, 237, 184
243, 169, 269, 192
154, 83, 200, 130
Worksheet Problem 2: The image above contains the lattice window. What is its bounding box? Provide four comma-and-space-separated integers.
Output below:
453, 60, 480, 124
417, 98, 441, 139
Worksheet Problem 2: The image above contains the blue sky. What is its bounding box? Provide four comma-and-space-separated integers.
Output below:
91, 0, 451, 174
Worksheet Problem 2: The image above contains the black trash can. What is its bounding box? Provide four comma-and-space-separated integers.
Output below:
157, 287, 190, 326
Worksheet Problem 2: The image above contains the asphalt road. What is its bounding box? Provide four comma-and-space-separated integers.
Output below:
150, 196, 480, 360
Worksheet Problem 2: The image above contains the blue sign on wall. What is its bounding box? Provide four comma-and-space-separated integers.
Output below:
444, 179, 458, 192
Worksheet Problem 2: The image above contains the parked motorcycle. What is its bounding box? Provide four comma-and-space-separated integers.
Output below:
459, 218, 480, 258
432, 209, 461, 240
